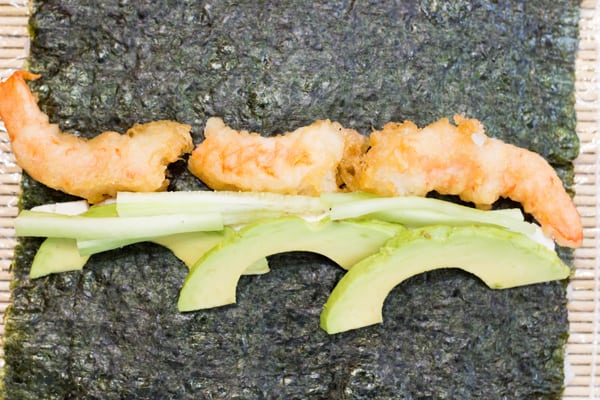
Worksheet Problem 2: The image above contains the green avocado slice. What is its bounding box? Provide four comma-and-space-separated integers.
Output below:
30, 237, 91, 278
29, 203, 117, 278
320, 225, 571, 334
31, 228, 270, 278
177, 216, 405, 311
151, 229, 270, 274
29, 203, 269, 278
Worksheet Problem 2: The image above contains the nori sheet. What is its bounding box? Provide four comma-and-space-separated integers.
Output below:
2, 0, 578, 398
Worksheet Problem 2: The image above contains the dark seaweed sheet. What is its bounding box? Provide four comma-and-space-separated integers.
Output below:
2, 0, 578, 398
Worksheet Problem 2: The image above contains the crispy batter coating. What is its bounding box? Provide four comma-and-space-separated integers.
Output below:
188, 117, 367, 196
0, 71, 193, 203
0, 70, 580, 247
348, 115, 582, 248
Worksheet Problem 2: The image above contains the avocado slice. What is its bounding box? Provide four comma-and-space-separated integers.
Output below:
320, 225, 571, 334
151, 229, 270, 274
29, 203, 269, 278
30, 237, 91, 278
177, 216, 405, 311
31, 228, 269, 278
29, 203, 116, 278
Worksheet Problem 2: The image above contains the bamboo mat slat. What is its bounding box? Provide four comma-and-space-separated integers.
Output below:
0, 1, 598, 398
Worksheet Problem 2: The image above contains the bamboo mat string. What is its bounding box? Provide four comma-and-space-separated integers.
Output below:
0, 1, 598, 398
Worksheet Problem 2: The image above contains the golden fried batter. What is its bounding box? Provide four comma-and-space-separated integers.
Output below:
348, 115, 582, 248
1, 70, 580, 247
0, 71, 193, 203
188, 117, 367, 196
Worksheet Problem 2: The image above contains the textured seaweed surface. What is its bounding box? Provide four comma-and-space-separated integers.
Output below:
2, 0, 578, 398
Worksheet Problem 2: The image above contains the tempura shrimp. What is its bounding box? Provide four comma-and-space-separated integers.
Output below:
188, 117, 367, 196
0, 71, 193, 203
347, 115, 582, 248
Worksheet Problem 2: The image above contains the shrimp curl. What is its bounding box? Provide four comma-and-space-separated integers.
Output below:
188, 117, 367, 196
347, 115, 583, 248
0, 71, 193, 203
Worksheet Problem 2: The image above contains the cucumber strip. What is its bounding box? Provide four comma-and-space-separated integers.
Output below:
329, 196, 535, 235
15, 210, 224, 240
29, 202, 121, 278
220, 210, 320, 226
26, 201, 267, 277
116, 190, 329, 217
319, 191, 379, 205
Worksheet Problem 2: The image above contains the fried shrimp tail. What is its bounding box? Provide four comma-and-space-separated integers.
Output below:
349, 115, 582, 248
188, 117, 367, 196
0, 70, 193, 203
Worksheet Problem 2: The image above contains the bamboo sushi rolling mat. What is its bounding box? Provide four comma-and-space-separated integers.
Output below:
0, 0, 598, 398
